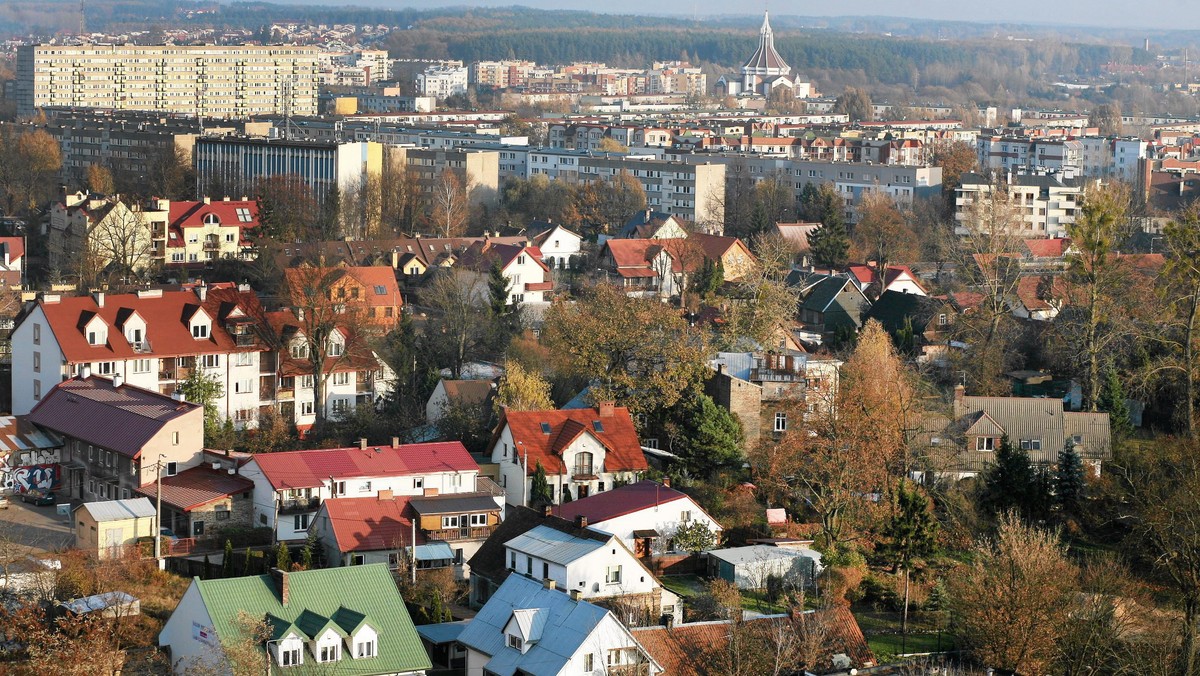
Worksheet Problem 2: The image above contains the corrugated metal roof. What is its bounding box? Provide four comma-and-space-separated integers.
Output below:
457, 575, 612, 676
0, 416, 61, 454
409, 493, 500, 515
415, 620, 470, 645
504, 525, 608, 566
708, 544, 814, 566
78, 497, 156, 522
413, 542, 454, 561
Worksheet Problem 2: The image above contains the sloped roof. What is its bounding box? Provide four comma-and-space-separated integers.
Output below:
133, 464, 253, 512
468, 506, 610, 585
250, 441, 477, 490
1024, 238, 1071, 258
77, 497, 156, 522
437, 379, 496, 409
504, 524, 609, 566
954, 392, 1111, 462
1014, 275, 1069, 312
189, 564, 431, 674
774, 223, 821, 252
551, 480, 696, 525
283, 266, 402, 310
28, 376, 200, 458
27, 283, 271, 364
493, 406, 647, 476
457, 241, 552, 276
0, 237, 25, 263
863, 290, 944, 335
320, 496, 421, 553
456, 575, 628, 676
0, 415, 62, 454
742, 11, 790, 72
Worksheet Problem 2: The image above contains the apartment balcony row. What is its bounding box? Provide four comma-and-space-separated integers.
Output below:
423, 525, 496, 542
277, 496, 320, 514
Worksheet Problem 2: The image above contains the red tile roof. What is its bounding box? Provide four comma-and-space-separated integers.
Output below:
135, 464, 253, 511
166, 199, 259, 247
27, 376, 200, 458
322, 496, 423, 553
250, 442, 478, 490
0, 237, 25, 263
1015, 275, 1069, 312
551, 480, 688, 523
283, 266, 403, 311
495, 407, 647, 476
27, 283, 270, 364
1023, 237, 1070, 258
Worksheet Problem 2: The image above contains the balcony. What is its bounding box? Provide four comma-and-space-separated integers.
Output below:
572, 465, 598, 481
355, 373, 374, 394
277, 496, 320, 514
424, 524, 496, 542
276, 387, 294, 401
749, 368, 803, 383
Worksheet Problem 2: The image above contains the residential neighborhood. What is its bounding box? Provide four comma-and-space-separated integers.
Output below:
3, 4, 1200, 676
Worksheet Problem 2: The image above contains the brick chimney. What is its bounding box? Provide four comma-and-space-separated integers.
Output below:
954, 384, 965, 404
542, 578, 556, 590
598, 401, 615, 418
378, 489, 393, 500
661, 477, 670, 488
542, 504, 553, 517
392, 437, 400, 448
359, 438, 368, 450
270, 568, 289, 606
575, 515, 588, 529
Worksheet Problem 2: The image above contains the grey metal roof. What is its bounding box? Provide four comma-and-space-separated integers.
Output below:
77, 497, 156, 522
415, 620, 470, 645
954, 394, 1112, 466
708, 544, 811, 566
456, 575, 611, 676
504, 524, 608, 566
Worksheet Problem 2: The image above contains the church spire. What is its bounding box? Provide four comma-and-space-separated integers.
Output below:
761, 10, 773, 38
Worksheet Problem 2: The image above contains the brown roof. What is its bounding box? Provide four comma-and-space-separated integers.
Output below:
440, 379, 495, 408
135, 464, 253, 511
321, 495, 422, 553
492, 406, 648, 476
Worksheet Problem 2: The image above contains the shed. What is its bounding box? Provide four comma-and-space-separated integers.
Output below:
61, 591, 140, 618
73, 498, 157, 559
707, 544, 823, 590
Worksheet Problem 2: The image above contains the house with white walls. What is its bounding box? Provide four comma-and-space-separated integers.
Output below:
527, 222, 583, 271
552, 480, 723, 557
486, 404, 648, 507
239, 440, 487, 542
455, 573, 663, 676
456, 240, 554, 305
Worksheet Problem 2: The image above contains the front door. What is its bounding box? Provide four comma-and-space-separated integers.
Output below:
577, 484, 589, 499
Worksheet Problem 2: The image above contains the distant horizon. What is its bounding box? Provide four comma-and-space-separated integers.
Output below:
254, 0, 1200, 32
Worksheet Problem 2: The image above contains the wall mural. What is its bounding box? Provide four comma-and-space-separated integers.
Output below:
1, 449, 62, 493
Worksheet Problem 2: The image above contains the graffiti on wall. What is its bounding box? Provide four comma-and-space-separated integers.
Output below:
1, 448, 62, 493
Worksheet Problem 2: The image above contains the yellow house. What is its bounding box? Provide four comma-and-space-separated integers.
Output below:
74, 497, 158, 559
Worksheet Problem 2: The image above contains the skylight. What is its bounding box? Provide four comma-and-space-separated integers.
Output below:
592, 420, 605, 433
374, 285, 386, 295
540, 423, 552, 434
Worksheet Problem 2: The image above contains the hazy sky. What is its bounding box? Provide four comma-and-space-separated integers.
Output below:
385, 0, 1199, 31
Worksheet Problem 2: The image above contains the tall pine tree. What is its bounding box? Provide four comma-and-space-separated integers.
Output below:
982, 435, 1039, 518
1097, 363, 1133, 440
808, 221, 851, 268
1055, 440, 1086, 514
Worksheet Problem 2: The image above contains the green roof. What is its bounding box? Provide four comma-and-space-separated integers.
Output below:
194, 564, 431, 675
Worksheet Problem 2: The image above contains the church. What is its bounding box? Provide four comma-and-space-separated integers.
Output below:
715, 12, 814, 99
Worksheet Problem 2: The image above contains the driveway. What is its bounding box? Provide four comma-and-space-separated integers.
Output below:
0, 498, 74, 553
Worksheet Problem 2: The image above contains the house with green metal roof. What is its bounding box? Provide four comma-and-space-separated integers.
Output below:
157, 564, 431, 675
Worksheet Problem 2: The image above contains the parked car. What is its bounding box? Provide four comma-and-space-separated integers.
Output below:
0, 495, 9, 509
159, 527, 179, 541
20, 490, 56, 506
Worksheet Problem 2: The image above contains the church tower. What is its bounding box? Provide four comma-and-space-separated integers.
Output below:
741, 11, 792, 95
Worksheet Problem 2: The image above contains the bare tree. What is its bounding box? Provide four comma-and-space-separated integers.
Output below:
88, 202, 156, 285
427, 168, 471, 237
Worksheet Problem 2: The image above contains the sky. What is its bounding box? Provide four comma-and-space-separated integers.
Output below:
372, 0, 1199, 31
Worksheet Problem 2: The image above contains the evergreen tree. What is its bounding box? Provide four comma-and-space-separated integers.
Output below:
203, 554, 213, 579
243, 546, 253, 575
1055, 440, 1086, 514
530, 461, 553, 507
1097, 364, 1133, 439
677, 391, 743, 477
981, 435, 1039, 518
487, 260, 510, 316
808, 220, 851, 268
276, 542, 291, 571
222, 540, 234, 578
878, 480, 939, 636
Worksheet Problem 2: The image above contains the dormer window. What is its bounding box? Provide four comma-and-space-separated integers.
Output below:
318, 643, 340, 662
507, 634, 524, 650
354, 639, 376, 658
203, 213, 220, 225
192, 324, 207, 339
88, 331, 99, 345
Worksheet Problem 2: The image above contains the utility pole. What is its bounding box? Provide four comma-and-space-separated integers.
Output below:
154, 454, 165, 561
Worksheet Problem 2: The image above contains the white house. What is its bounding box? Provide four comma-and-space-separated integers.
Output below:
502, 523, 680, 625
455, 574, 663, 676
157, 565, 430, 674
528, 222, 583, 271
708, 544, 824, 591
239, 440, 483, 542
487, 404, 649, 507
458, 240, 554, 306
425, 379, 495, 424
551, 480, 723, 557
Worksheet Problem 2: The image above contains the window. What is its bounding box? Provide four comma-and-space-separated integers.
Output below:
290, 343, 309, 359
301, 401, 315, 416
509, 552, 517, 570
442, 515, 460, 529
192, 324, 208, 339
976, 436, 995, 452
193, 520, 204, 536
165, 462, 178, 476
319, 644, 340, 662
1019, 439, 1043, 451
542, 561, 549, 579
234, 379, 253, 394
88, 331, 98, 345
201, 354, 220, 369
507, 634, 524, 650
605, 565, 622, 584
95, 361, 114, 375
471, 513, 487, 526
360, 480, 371, 492
294, 514, 310, 531
172, 432, 179, 445
356, 640, 375, 658
774, 412, 787, 433
333, 372, 350, 386
33, 352, 39, 372
33, 323, 40, 344
413, 477, 424, 489
938, 313, 948, 326
584, 654, 594, 671
526, 556, 533, 575
133, 358, 151, 374
328, 341, 344, 357
225, 233, 236, 243
681, 510, 692, 522
332, 399, 349, 414
236, 207, 252, 222
33, 380, 40, 400
280, 647, 301, 666
216, 509, 230, 521
301, 375, 314, 389
235, 352, 253, 366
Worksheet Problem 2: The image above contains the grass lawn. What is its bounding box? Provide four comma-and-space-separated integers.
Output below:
868, 630, 954, 658
660, 574, 707, 597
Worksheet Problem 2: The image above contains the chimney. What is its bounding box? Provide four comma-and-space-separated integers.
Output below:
81, 365, 92, 379
391, 437, 400, 448
378, 489, 393, 500
93, 291, 105, 308
359, 438, 368, 450
423, 487, 439, 497
662, 614, 675, 630
270, 568, 290, 606
202, 196, 211, 205
195, 284, 207, 302
598, 401, 615, 418
574, 515, 588, 529
112, 374, 123, 388
661, 477, 670, 488
542, 578, 556, 590
569, 589, 582, 601
954, 384, 965, 403
542, 504, 553, 517
172, 390, 185, 403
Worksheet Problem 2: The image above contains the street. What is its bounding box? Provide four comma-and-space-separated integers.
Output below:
0, 498, 74, 554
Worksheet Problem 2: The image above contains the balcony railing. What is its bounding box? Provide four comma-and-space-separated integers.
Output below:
276, 387, 294, 401
277, 496, 320, 514
424, 524, 496, 542
572, 465, 597, 480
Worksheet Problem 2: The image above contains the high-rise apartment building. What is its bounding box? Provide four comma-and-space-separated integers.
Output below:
15, 44, 321, 118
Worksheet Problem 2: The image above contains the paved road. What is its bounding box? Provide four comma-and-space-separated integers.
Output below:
0, 497, 74, 553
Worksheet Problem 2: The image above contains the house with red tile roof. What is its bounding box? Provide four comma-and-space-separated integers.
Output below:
0, 237, 25, 288
134, 455, 254, 540
283, 265, 403, 331
845, 262, 927, 299
27, 375, 203, 504
10, 284, 275, 424
487, 404, 648, 507
239, 440, 484, 542
456, 240, 553, 306
551, 480, 722, 557
153, 197, 259, 269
